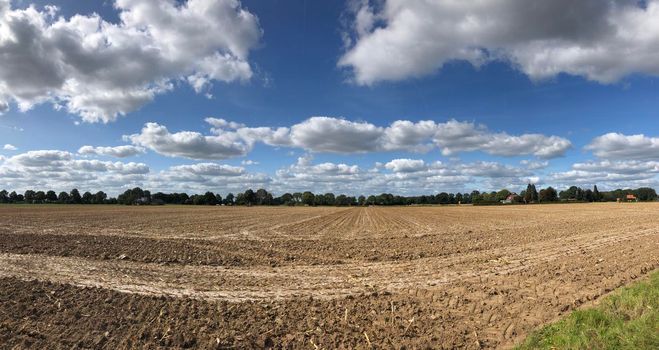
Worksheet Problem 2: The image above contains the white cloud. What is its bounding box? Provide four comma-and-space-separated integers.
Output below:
520, 160, 549, 170
168, 163, 245, 176
251, 117, 571, 158
126, 117, 571, 159
340, 0, 659, 85
274, 118, 570, 158
549, 132, 659, 189
288, 116, 383, 153
550, 159, 659, 189
433, 120, 571, 159
384, 158, 427, 173
273, 155, 538, 195
586, 133, 659, 160
573, 160, 659, 175
12, 149, 649, 195
0, 0, 261, 122
235, 126, 292, 147
205, 117, 246, 130
0, 150, 149, 193
381, 120, 437, 152
126, 122, 252, 160
3, 144, 17, 151
78, 145, 144, 158
148, 162, 270, 194
277, 155, 362, 182
241, 159, 259, 165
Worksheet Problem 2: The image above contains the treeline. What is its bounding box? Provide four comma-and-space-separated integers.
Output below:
1, 185, 656, 206
0, 189, 111, 204
470, 184, 657, 204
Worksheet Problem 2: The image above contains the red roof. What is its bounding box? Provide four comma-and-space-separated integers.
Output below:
626, 194, 636, 199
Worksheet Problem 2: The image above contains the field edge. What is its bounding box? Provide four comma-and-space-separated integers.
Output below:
514, 268, 659, 349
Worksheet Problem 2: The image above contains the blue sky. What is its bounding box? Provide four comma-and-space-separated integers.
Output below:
2, 0, 659, 196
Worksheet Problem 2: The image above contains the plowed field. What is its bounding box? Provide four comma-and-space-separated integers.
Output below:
0, 204, 657, 349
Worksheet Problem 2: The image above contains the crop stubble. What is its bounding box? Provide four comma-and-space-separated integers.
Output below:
0, 203, 657, 349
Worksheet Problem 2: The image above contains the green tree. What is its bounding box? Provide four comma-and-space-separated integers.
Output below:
46, 190, 57, 202
203, 191, 218, 205
34, 191, 46, 204
279, 193, 294, 205
324, 193, 336, 206
583, 189, 594, 202
593, 185, 600, 202
58, 191, 70, 203
524, 184, 538, 203
24, 190, 36, 203
470, 190, 482, 203
437, 192, 450, 204
70, 188, 82, 204
243, 189, 256, 205
635, 187, 657, 201
93, 191, 107, 204
301, 191, 315, 206
538, 187, 558, 202
82, 191, 93, 204
117, 187, 145, 205
560, 186, 579, 200
224, 193, 234, 205
255, 189, 272, 205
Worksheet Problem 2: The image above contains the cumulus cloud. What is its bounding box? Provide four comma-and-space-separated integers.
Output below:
585, 133, 659, 160
551, 132, 659, 189
126, 117, 571, 159
288, 117, 383, 153
126, 122, 252, 160
205, 117, 246, 130
381, 159, 536, 193
384, 158, 427, 173
280, 118, 570, 158
168, 163, 245, 176
78, 145, 144, 158
0, 0, 261, 122
3, 144, 17, 151
381, 120, 438, 152
520, 160, 549, 170
0, 150, 149, 193
340, 0, 659, 85
273, 156, 370, 194
0, 149, 565, 195
148, 162, 270, 194
574, 160, 659, 175
4, 150, 148, 174
433, 120, 571, 158
273, 155, 538, 195
0, 148, 275, 195
550, 159, 659, 189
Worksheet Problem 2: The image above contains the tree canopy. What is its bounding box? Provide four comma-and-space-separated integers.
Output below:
1, 184, 656, 206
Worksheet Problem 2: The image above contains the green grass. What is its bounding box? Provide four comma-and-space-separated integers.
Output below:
517, 270, 659, 350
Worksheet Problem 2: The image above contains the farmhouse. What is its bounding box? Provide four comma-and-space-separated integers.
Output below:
626, 194, 637, 202
501, 193, 518, 204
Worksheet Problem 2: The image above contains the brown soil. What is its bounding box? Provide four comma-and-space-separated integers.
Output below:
0, 203, 658, 349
